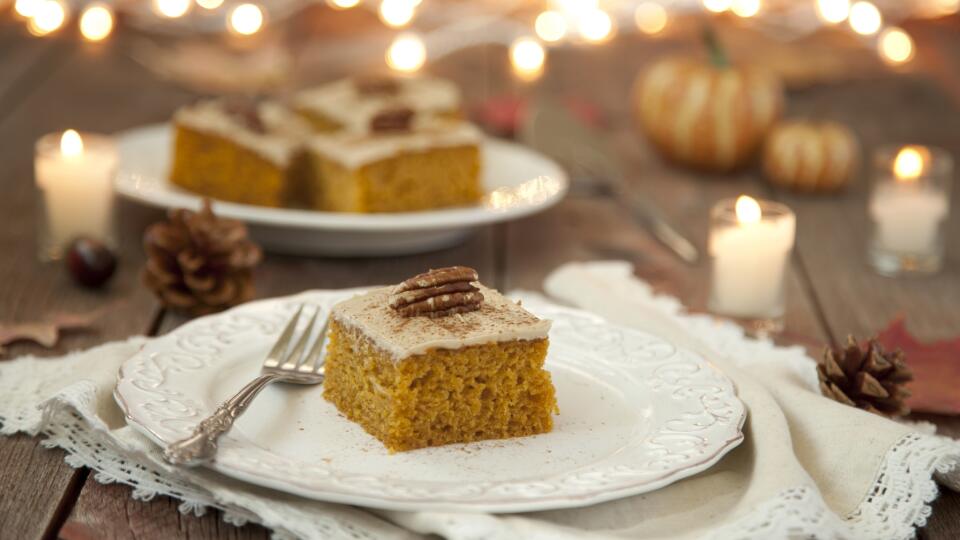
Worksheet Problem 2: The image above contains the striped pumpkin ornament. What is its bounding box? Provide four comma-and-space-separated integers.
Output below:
763, 120, 860, 193
633, 57, 783, 172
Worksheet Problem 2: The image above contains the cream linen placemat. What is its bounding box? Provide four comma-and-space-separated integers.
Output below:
2, 261, 958, 539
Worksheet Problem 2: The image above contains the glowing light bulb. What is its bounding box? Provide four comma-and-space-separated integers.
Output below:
579, 9, 613, 42
510, 37, 545, 79
60, 129, 83, 157
703, 0, 732, 13
196, 0, 224, 9
386, 33, 426, 73
735, 195, 762, 225
893, 146, 927, 180
731, 0, 760, 17
535, 11, 567, 42
878, 27, 914, 65
79, 4, 114, 42
154, 0, 191, 18
816, 0, 849, 23
27, 0, 66, 36
849, 1, 881, 35
379, 0, 415, 28
326, 0, 360, 8
635, 2, 667, 34
228, 3, 264, 35
14, 0, 42, 18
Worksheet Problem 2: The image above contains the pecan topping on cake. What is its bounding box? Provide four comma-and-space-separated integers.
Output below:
391, 266, 483, 318
354, 75, 401, 96
222, 97, 266, 134
370, 107, 415, 133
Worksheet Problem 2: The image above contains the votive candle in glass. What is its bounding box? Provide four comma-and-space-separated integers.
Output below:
868, 145, 952, 276
35, 129, 118, 261
708, 196, 796, 336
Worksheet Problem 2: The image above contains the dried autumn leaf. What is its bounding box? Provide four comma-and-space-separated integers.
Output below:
0, 310, 100, 356
876, 318, 960, 415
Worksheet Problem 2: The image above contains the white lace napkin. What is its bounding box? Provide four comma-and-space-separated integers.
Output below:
2, 260, 958, 540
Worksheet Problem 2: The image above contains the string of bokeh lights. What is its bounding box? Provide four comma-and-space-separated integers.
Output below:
8, 0, 958, 78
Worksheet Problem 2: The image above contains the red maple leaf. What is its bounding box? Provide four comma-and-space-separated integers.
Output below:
876, 318, 960, 415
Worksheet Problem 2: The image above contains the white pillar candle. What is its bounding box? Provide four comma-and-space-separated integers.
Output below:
35, 129, 118, 258
709, 196, 796, 320
869, 145, 950, 254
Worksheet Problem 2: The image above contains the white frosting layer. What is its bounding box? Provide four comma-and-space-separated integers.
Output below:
307, 117, 481, 169
332, 284, 551, 360
174, 100, 311, 166
294, 76, 461, 132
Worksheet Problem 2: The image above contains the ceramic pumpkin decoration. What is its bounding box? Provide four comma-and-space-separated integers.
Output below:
632, 29, 784, 172
762, 120, 860, 193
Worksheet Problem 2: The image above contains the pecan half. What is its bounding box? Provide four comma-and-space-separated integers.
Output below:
370, 107, 415, 133
391, 267, 483, 318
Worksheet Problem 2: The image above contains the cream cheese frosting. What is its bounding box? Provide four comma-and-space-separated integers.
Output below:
293, 76, 461, 133
307, 117, 482, 169
173, 100, 311, 166
332, 284, 551, 360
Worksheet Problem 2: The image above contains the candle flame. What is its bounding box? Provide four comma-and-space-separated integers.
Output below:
60, 129, 83, 157
893, 146, 927, 181
735, 195, 762, 225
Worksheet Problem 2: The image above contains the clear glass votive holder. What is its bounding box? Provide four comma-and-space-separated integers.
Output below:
868, 145, 953, 277
708, 197, 797, 338
35, 130, 118, 261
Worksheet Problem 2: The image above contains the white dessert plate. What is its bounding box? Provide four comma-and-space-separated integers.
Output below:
115, 290, 746, 513
113, 124, 568, 256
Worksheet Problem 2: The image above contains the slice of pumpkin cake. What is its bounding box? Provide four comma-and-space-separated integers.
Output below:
306, 109, 481, 212
323, 266, 557, 452
170, 98, 311, 208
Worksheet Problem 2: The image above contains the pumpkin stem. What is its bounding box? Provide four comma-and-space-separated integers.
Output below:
702, 25, 729, 68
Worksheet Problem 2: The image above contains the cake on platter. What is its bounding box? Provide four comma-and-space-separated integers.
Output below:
170, 98, 312, 208
306, 108, 482, 212
292, 75, 462, 133
322, 266, 557, 452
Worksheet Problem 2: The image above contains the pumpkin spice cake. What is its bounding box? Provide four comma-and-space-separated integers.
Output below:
170, 98, 312, 208
322, 267, 557, 452
306, 109, 482, 213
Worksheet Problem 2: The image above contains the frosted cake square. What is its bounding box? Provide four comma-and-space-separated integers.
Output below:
322, 267, 557, 452
306, 111, 482, 212
170, 99, 311, 208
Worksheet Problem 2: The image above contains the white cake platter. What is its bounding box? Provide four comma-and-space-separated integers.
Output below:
113, 124, 567, 256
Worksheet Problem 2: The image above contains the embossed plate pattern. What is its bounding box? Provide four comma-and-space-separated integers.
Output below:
115, 290, 746, 513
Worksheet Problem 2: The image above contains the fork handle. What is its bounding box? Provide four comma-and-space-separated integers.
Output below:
163, 373, 280, 466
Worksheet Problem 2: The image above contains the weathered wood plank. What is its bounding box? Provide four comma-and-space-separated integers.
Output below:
63, 482, 270, 540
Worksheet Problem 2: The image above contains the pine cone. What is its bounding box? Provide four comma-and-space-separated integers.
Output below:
142, 199, 262, 317
817, 335, 913, 417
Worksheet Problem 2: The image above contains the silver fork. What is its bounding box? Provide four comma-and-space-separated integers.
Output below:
163, 305, 329, 466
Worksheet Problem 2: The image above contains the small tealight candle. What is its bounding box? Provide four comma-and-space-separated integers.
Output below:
708, 196, 796, 334
35, 129, 118, 260
868, 145, 953, 276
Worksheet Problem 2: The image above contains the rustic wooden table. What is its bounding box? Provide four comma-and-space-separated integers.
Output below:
1, 12, 959, 539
